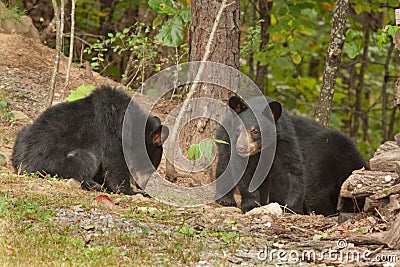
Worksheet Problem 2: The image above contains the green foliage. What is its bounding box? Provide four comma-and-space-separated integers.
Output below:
187, 139, 228, 161
0, 99, 14, 119
75, 0, 102, 32
187, 140, 213, 161
343, 29, 361, 59
240, 20, 263, 59
85, 22, 161, 86
66, 85, 96, 102
239, 0, 400, 158
377, 25, 399, 49
148, 0, 190, 47
0, 3, 25, 21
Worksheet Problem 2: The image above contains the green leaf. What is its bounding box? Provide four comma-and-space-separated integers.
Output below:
179, 6, 190, 23
376, 32, 387, 49
383, 189, 391, 195
187, 144, 200, 160
0, 100, 7, 108
155, 16, 183, 47
345, 29, 357, 41
387, 25, 399, 38
291, 51, 302, 65
199, 140, 213, 161
343, 42, 360, 59
148, 0, 178, 15
66, 85, 96, 102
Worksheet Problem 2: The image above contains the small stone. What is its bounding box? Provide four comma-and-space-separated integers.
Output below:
136, 206, 158, 213
245, 202, 283, 217
357, 183, 363, 189
66, 178, 82, 190
384, 175, 392, 183
260, 214, 272, 222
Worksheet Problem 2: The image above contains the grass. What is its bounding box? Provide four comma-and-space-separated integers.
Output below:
0, 4, 25, 22
0, 173, 246, 266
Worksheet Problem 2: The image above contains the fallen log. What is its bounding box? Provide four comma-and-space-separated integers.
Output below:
384, 215, 400, 249
374, 141, 400, 156
395, 132, 400, 146
370, 148, 400, 172
340, 170, 399, 198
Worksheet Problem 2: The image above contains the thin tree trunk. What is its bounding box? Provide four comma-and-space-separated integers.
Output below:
255, 0, 272, 94
47, 0, 64, 107
350, 26, 369, 139
381, 42, 394, 141
314, 0, 349, 126
64, 0, 77, 97
165, 0, 240, 180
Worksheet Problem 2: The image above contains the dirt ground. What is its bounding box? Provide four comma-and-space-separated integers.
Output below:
1, 33, 400, 266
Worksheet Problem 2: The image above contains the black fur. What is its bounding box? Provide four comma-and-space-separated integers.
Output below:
291, 116, 368, 215
12, 85, 168, 195
216, 96, 367, 215
215, 96, 305, 213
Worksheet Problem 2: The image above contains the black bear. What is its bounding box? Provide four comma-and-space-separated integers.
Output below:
215, 96, 368, 215
12, 85, 169, 195
215, 96, 306, 214
291, 116, 368, 215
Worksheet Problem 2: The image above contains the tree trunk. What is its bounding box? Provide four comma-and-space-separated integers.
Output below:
350, 20, 369, 139
314, 0, 349, 126
381, 42, 394, 141
255, 1, 273, 94
165, 0, 240, 180
47, 0, 64, 108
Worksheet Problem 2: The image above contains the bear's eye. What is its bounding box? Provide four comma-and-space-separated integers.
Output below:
251, 129, 259, 136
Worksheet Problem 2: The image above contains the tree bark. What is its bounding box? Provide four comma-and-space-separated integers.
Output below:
314, 0, 349, 126
165, 0, 240, 180
255, 1, 273, 94
47, 0, 64, 107
350, 18, 369, 139
64, 0, 77, 97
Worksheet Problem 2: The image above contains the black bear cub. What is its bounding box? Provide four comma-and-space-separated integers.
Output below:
215, 96, 368, 215
215, 96, 306, 214
12, 85, 169, 195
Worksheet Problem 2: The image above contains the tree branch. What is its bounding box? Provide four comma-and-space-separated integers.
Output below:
314, 0, 349, 126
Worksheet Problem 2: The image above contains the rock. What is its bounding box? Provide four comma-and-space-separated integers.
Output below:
12, 110, 32, 123
136, 206, 158, 213
0, 2, 40, 40
245, 202, 283, 217
65, 178, 81, 190
129, 193, 152, 203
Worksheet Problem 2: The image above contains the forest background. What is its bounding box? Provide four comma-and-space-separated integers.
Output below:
2, 0, 400, 158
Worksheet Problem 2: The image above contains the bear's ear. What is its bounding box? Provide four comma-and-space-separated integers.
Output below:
150, 125, 169, 146
151, 116, 161, 125
267, 101, 282, 122
229, 96, 248, 114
